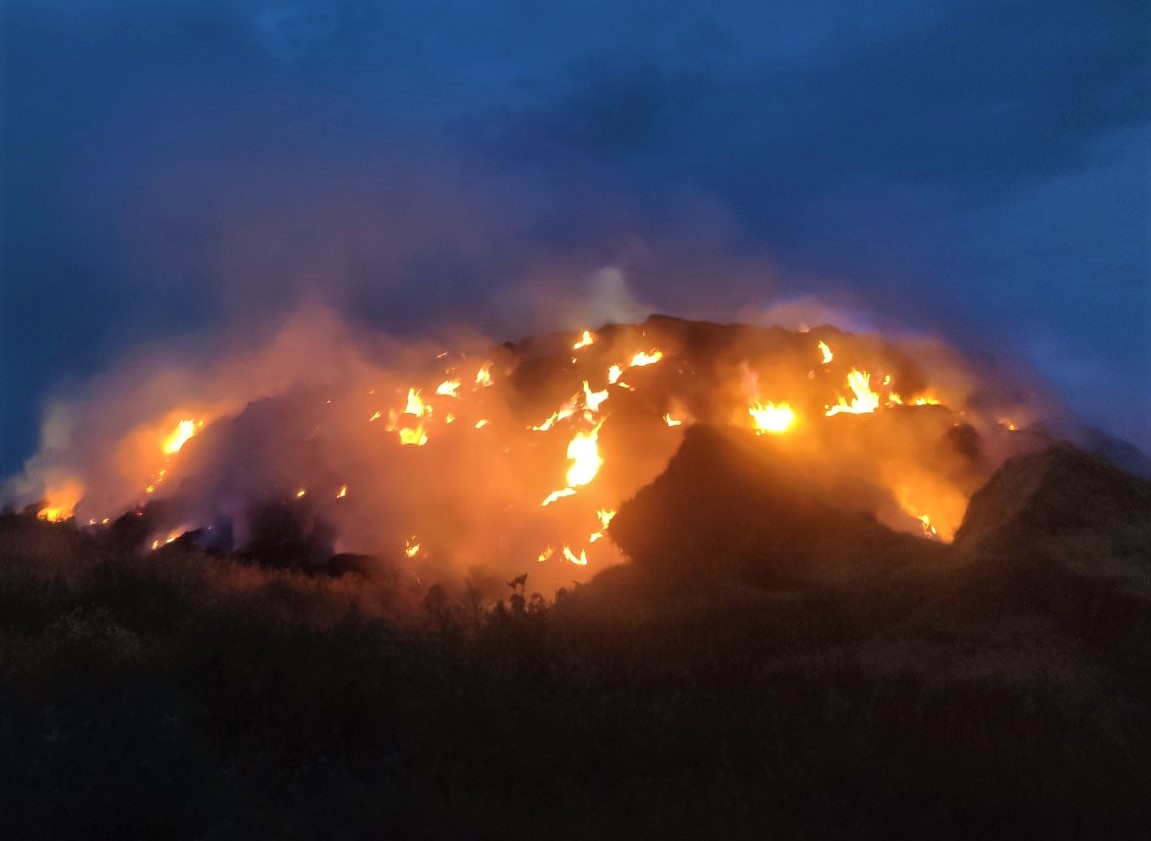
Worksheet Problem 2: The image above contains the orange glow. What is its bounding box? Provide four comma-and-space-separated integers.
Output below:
826, 370, 880, 416
296, 489, 306, 498
917, 514, 938, 538
663, 412, 683, 427
404, 537, 421, 558
336, 484, 348, 499
749, 401, 796, 434
572, 330, 595, 350
474, 419, 490, 429
818, 341, 833, 365
537, 546, 554, 563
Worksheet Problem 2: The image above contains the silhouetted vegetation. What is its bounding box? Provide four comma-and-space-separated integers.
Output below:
3, 451, 1151, 841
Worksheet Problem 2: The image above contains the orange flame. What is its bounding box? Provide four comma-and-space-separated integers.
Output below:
435, 379, 461, 397
826, 370, 880, 416
628, 350, 664, 367
572, 330, 595, 350
818, 341, 834, 365
162, 419, 201, 455
562, 546, 589, 566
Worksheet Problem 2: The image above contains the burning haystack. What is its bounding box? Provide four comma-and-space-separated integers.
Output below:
4, 312, 1088, 592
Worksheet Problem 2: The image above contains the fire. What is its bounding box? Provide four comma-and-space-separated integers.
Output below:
38, 479, 83, 522
474, 363, 494, 388
404, 537, 422, 558
390, 387, 430, 446
296, 489, 307, 498
398, 427, 429, 447
336, 484, 348, 499
541, 421, 604, 506
607, 365, 623, 385
162, 419, 201, 455
826, 370, 880, 416
474, 419, 490, 429
565, 422, 604, 488
818, 341, 834, 365
917, 515, 938, 538
663, 412, 683, 427
541, 487, 577, 507
749, 401, 796, 434
588, 508, 616, 543
435, 379, 461, 397
628, 350, 664, 367
582, 381, 609, 413
537, 547, 554, 563
150, 528, 186, 551
572, 330, 595, 350
403, 388, 426, 416
562, 546, 589, 566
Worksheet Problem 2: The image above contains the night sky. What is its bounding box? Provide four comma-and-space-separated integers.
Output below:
2, 0, 1147, 475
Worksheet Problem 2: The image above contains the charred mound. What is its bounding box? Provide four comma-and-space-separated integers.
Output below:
609, 424, 947, 589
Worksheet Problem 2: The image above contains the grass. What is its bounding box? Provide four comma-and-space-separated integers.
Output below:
1, 513, 1149, 840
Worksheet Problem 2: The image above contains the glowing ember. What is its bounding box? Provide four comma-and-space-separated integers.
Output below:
749, 401, 796, 434
917, 514, 938, 538
818, 341, 834, 365
572, 330, 595, 350
296, 489, 307, 498
537, 547, 554, 563
336, 484, 348, 499
474, 419, 489, 429
162, 419, 201, 455
404, 537, 422, 558
435, 379, 461, 397
369, 410, 382, 422
826, 370, 880, 416
562, 546, 589, 566
663, 412, 683, 427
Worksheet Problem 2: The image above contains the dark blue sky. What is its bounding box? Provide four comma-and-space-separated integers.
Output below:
2, 0, 1148, 473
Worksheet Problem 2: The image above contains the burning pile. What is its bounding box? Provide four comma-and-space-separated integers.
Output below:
8, 313, 1047, 591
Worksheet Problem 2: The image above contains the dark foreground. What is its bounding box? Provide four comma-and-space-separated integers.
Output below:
6, 434, 1151, 841
2, 446, 1150, 841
